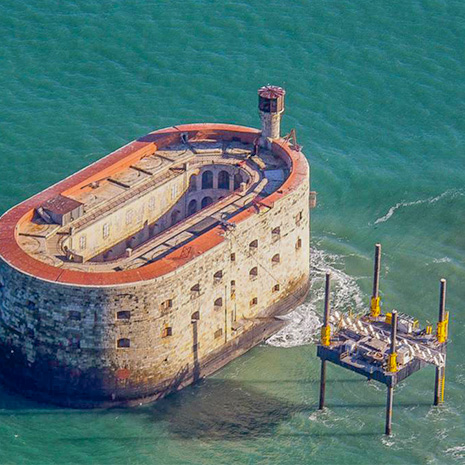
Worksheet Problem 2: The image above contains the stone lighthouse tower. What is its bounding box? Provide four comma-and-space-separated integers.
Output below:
258, 85, 286, 148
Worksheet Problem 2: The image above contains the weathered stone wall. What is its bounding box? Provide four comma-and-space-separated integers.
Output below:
0, 167, 309, 406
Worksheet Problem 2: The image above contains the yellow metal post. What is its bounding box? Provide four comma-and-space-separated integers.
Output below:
370, 244, 382, 318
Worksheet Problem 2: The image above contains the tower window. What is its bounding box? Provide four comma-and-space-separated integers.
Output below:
214, 298, 223, 309
296, 238, 302, 250
214, 270, 223, 283
295, 211, 303, 225
273, 284, 280, 292
230, 252, 236, 262
250, 297, 258, 307
272, 254, 280, 265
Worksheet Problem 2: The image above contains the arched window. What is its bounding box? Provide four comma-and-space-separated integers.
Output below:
201, 196, 213, 209
189, 175, 197, 192
171, 209, 180, 226
234, 173, 244, 190
214, 298, 223, 309
187, 199, 197, 216
117, 338, 130, 348
218, 170, 230, 189
202, 170, 213, 189
249, 267, 258, 279
272, 254, 280, 265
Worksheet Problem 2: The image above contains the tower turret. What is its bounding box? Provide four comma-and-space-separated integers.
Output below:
258, 85, 285, 147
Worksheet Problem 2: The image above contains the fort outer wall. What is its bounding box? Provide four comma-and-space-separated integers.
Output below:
0, 124, 310, 407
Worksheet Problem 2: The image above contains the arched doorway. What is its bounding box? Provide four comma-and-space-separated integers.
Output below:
201, 196, 213, 209
218, 170, 230, 189
187, 199, 197, 216
234, 173, 244, 190
202, 170, 213, 189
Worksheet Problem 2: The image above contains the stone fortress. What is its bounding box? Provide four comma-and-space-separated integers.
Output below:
0, 86, 313, 406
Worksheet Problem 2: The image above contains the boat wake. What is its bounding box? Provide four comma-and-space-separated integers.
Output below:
266, 247, 365, 348
373, 189, 464, 225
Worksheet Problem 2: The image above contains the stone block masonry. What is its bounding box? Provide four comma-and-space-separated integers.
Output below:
0, 87, 312, 407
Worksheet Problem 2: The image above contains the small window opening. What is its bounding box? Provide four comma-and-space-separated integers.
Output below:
214, 270, 223, 283
69, 310, 81, 321
249, 239, 258, 250
214, 328, 223, 339
230, 252, 236, 262
103, 223, 110, 239
272, 254, 280, 265
117, 310, 131, 320
250, 297, 258, 307
162, 327, 173, 338
295, 211, 303, 225
296, 238, 302, 250
160, 299, 173, 313
214, 297, 223, 309
249, 267, 258, 279
273, 284, 280, 292
190, 283, 201, 297
271, 227, 281, 241
117, 338, 130, 348
191, 311, 200, 321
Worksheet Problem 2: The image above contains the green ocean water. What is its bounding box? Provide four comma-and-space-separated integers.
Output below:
0, 0, 464, 463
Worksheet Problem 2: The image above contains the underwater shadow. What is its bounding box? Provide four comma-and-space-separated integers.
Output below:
143, 378, 308, 441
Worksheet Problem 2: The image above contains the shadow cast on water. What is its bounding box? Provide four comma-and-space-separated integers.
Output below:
0, 377, 432, 442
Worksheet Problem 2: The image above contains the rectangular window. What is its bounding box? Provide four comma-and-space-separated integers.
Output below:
171, 185, 178, 200
126, 209, 133, 225
68, 310, 81, 321
162, 326, 173, 338
160, 299, 173, 313
250, 297, 258, 307
296, 238, 302, 250
117, 310, 131, 320
230, 253, 236, 262
295, 211, 303, 225
103, 223, 110, 239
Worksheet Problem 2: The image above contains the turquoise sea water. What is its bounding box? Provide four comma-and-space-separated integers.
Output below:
0, 1, 464, 463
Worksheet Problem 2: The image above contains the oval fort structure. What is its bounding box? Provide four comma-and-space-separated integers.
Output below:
0, 87, 311, 406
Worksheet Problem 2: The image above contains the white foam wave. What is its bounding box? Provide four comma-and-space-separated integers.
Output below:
266, 247, 365, 348
445, 445, 465, 460
374, 189, 464, 225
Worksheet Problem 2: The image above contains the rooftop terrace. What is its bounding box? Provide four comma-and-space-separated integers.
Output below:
0, 124, 308, 285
